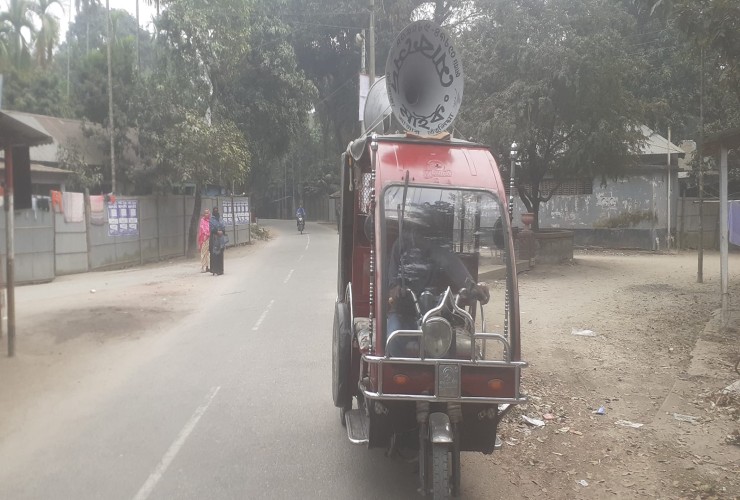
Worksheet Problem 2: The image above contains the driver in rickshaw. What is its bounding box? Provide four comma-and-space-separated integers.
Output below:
386, 204, 490, 346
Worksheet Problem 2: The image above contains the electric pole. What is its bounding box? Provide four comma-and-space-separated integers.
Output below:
697, 48, 704, 283
369, 0, 375, 86
106, 0, 116, 193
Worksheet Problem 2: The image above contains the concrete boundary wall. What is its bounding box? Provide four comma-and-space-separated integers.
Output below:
54, 212, 88, 275
201, 196, 251, 247
89, 195, 251, 271
0, 208, 55, 284
676, 197, 720, 250
0, 193, 252, 283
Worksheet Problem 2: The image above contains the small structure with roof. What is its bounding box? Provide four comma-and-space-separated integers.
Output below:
0, 110, 54, 356
520, 126, 684, 250
0, 110, 108, 193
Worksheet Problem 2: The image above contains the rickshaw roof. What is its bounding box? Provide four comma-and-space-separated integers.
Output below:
346, 134, 490, 163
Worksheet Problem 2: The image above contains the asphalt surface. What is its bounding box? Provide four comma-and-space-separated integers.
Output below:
0, 220, 424, 500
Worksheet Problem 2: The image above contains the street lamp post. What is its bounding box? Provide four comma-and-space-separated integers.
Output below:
504, 142, 517, 342
509, 142, 518, 222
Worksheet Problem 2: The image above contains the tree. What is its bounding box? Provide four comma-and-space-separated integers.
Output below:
458, 0, 644, 228
634, 0, 740, 135
645, 0, 740, 102
32, 0, 62, 67
285, 0, 470, 155
157, 0, 317, 215
1, 64, 69, 115
0, 0, 36, 68
73, 0, 101, 54
0, 22, 13, 65
135, 0, 158, 71
140, 105, 251, 255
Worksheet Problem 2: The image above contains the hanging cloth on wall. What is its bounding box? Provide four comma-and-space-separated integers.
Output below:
728, 201, 740, 246
62, 192, 84, 223
50, 190, 63, 213
89, 195, 107, 225
36, 197, 51, 211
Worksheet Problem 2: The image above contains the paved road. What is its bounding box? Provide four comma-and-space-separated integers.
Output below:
0, 220, 425, 499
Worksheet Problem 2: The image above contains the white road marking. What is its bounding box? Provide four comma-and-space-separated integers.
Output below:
251, 299, 275, 330
305, 235, 310, 251
132, 386, 221, 500
284, 269, 294, 284
298, 254, 304, 262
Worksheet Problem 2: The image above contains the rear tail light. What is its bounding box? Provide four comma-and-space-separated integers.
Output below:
487, 378, 504, 391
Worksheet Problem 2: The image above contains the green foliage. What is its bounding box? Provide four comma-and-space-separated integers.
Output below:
1, 0, 737, 216
57, 140, 104, 191
1, 64, 69, 116
136, 70, 251, 193
286, 0, 471, 155
32, 0, 62, 67
637, 0, 740, 132
458, 0, 644, 225
0, 0, 36, 68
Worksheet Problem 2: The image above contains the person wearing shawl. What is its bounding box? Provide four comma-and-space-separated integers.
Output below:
210, 228, 226, 276
198, 209, 211, 272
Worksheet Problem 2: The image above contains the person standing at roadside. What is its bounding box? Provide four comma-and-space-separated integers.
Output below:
198, 209, 211, 272
209, 206, 227, 276
210, 228, 226, 276
210, 206, 224, 248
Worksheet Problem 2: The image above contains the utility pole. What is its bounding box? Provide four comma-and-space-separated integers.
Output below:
106, 0, 117, 193
667, 128, 672, 250
4, 147, 15, 357
136, 0, 140, 73
368, 0, 375, 86
697, 48, 704, 283
66, 0, 72, 100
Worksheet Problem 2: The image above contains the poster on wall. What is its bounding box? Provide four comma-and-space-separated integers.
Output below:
108, 199, 139, 236
221, 199, 250, 226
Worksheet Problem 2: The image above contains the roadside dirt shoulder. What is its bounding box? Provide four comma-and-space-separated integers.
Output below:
466, 251, 740, 499
0, 240, 265, 443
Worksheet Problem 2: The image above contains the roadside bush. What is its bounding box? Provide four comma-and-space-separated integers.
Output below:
250, 224, 271, 241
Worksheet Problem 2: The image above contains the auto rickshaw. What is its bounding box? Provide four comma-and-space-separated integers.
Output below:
332, 21, 527, 498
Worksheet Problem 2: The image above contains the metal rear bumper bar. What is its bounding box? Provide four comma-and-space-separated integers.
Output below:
359, 354, 527, 405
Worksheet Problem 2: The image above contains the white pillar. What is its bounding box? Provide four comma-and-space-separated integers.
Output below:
720, 145, 729, 327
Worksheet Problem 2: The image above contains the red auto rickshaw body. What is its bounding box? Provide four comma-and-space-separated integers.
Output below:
371, 137, 521, 361
334, 133, 526, 472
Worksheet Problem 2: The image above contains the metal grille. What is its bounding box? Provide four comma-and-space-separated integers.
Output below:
359, 172, 373, 213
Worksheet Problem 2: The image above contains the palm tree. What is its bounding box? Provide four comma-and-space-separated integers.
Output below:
32, 0, 63, 67
0, 0, 36, 67
74, 0, 100, 54
145, 0, 159, 17
135, 0, 160, 71
72, 0, 99, 14
0, 24, 12, 66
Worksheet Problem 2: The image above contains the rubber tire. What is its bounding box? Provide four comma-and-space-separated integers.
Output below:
432, 443, 451, 500
332, 302, 352, 411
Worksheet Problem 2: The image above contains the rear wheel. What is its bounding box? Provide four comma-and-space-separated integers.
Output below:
432, 443, 451, 500
332, 302, 352, 417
